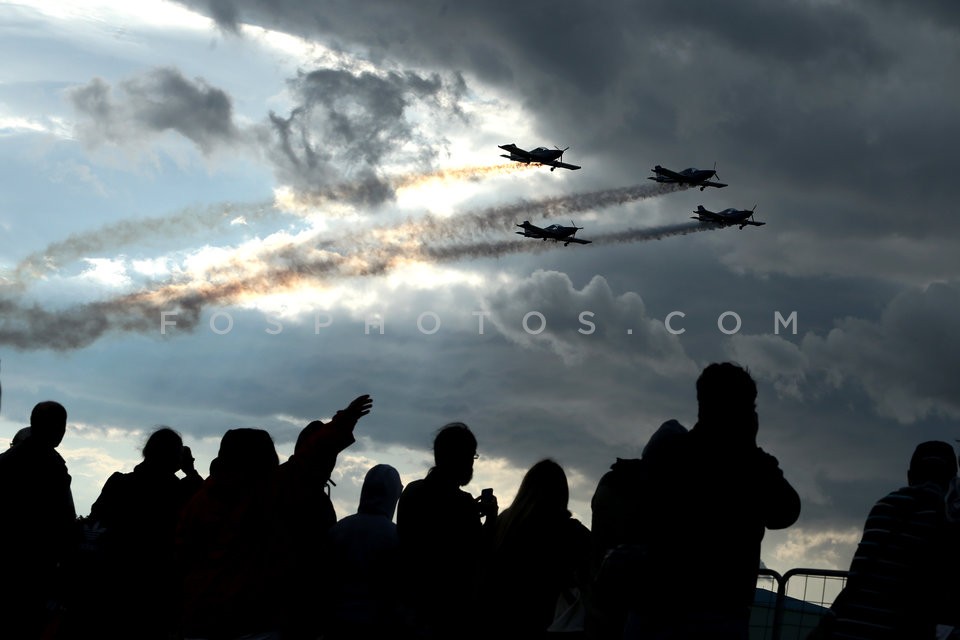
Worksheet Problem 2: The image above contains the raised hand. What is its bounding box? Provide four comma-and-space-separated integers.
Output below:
333, 394, 373, 430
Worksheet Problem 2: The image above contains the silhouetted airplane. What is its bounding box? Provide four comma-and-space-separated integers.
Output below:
499, 143, 581, 171
516, 220, 591, 245
692, 205, 765, 229
650, 164, 727, 190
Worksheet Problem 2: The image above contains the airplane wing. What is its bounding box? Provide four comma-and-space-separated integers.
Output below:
541, 159, 581, 171
564, 237, 592, 245
692, 214, 722, 223
700, 180, 728, 189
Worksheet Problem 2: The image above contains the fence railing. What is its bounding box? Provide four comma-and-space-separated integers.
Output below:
750, 568, 849, 640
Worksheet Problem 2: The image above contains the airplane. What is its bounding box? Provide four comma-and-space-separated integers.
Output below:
692, 205, 766, 230
499, 143, 581, 171
649, 164, 727, 190
515, 220, 592, 245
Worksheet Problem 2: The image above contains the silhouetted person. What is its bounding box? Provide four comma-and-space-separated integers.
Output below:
0, 401, 77, 639
823, 441, 959, 639
273, 400, 373, 640
586, 419, 687, 640
323, 463, 404, 639
175, 394, 371, 640
74, 427, 203, 639
478, 458, 590, 639
623, 362, 801, 640
397, 422, 498, 639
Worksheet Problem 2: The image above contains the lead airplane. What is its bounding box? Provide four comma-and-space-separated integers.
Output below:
649, 164, 727, 190
499, 143, 581, 171
692, 205, 765, 230
516, 220, 592, 245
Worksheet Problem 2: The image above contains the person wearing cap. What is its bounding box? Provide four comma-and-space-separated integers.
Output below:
823, 440, 960, 640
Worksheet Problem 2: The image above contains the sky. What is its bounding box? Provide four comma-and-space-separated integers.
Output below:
2, 0, 959, 576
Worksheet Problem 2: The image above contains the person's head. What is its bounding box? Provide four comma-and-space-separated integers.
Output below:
907, 440, 958, 489
9, 426, 31, 448
512, 458, 570, 517
294, 420, 324, 457
29, 401, 67, 448
358, 463, 404, 519
432, 422, 478, 486
496, 459, 570, 549
211, 428, 279, 485
696, 362, 758, 441
642, 419, 688, 460
142, 427, 184, 473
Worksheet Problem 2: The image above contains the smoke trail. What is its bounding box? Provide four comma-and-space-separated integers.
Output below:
8, 199, 275, 286
272, 162, 538, 213
0, 178, 707, 350
422, 181, 689, 239
391, 162, 538, 189
5, 164, 537, 287
420, 222, 719, 262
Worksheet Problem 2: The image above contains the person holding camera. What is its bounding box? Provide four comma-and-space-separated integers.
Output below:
397, 422, 498, 640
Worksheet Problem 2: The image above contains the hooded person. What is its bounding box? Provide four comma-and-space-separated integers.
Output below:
586, 419, 687, 640
323, 464, 405, 639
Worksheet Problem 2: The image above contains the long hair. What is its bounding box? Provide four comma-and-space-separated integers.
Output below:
495, 458, 569, 552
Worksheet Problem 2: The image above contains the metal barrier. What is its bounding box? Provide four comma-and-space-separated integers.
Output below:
751, 567, 849, 640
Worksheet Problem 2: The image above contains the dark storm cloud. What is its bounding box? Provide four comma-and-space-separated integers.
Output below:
172, 0, 960, 239
726, 281, 960, 424
70, 68, 240, 153
69, 65, 468, 207
481, 269, 697, 375
264, 67, 468, 205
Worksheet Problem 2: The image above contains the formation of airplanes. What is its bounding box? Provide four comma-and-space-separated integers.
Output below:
501, 143, 765, 246
515, 220, 591, 245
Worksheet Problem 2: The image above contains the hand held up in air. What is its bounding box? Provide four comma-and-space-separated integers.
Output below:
332, 394, 373, 432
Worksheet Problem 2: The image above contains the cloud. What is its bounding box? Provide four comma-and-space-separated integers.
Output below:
728, 281, 960, 423
724, 333, 808, 400
69, 68, 241, 154
768, 527, 862, 571
68, 65, 469, 207
263, 67, 468, 205
481, 270, 697, 375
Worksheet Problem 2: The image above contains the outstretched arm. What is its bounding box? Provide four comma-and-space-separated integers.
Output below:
293, 394, 373, 473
